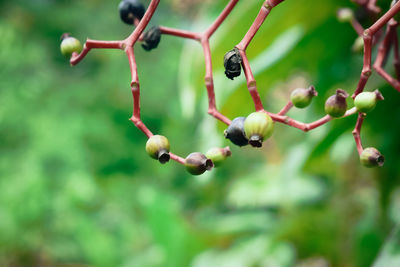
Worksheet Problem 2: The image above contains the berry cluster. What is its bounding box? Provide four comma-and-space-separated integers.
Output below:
61, 0, 400, 174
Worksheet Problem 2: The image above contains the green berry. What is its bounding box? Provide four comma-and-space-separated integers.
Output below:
244, 112, 274, 148
337, 8, 354, 23
60, 34, 82, 58
290, 85, 318, 108
354, 90, 384, 113
224, 117, 248, 147
360, 147, 384, 167
185, 152, 213, 175
324, 89, 349, 117
205, 147, 232, 167
145, 135, 170, 164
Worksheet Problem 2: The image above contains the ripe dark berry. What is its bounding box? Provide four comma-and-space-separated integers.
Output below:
60, 34, 82, 58
224, 117, 248, 147
290, 85, 318, 108
360, 147, 384, 167
244, 112, 274, 148
185, 152, 213, 175
119, 0, 145, 25
141, 26, 161, 51
205, 147, 232, 167
224, 48, 242, 80
354, 89, 384, 113
145, 135, 170, 164
324, 89, 349, 117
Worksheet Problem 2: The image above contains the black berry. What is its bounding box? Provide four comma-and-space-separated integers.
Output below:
224, 117, 248, 147
141, 26, 161, 51
224, 48, 242, 80
119, 0, 145, 25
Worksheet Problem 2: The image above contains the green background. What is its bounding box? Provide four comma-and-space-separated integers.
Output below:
0, 0, 400, 266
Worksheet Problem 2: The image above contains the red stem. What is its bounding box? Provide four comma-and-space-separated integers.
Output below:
352, 113, 366, 155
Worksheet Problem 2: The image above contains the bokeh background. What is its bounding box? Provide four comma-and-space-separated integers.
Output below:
1, 0, 400, 266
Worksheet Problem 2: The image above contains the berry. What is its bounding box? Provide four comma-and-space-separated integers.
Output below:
337, 8, 354, 23
224, 117, 248, 147
141, 26, 161, 51
205, 147, 232, 167
244, 112, 274, 148
60, 34, 82, 58
145, 135, 170, 164
224, 48, 241, 80
290, 85, 318, 108
324, 89, 349, 117
352, 36, 364, 53
185, 152, 213, 175
354, 90, 384, 113
360, 147, 384, 167
119, 0, 145, 25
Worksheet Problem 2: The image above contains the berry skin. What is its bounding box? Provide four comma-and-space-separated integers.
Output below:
290, 85, 318, 108
224, 117, 248, 147
205, 147, 232, 167
185, 152, 213, 175
244, 112, 274, 148
141, 26, 161, 51
324, 89, 349, 117
119, 0, 145, 25
145, 135, 170, 164
360, 147, 384, 167
60, 34, 82, 58
354, 90, 384, 113
337, 8, 354, 23
224, 48, 242, 80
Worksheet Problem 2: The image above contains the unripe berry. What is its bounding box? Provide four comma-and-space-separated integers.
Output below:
205, 147, 232, 167
60, 34, 82, 58
290, 85, 318, 108
324, 89, 349, 117
119, 0, 145, 25
185, 152, 213, 175
337, 8, 354, 23
354, 90, 384, 113
244, 112, 274, 148
352, 36, 364, 53
141, 26, 161, 51
224, 117, 248, 147
145, 135, 170, 164
224, 48, 241, 80
360, 147, 384, 167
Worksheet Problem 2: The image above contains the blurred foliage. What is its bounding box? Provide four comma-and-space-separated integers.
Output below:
0, 0, 400, 266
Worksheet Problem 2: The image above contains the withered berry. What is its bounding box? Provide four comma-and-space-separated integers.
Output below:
205, 147, 232, 167
354, 90, 384, 113
244, 112, 274, 148
324, 89, 349, 117
290, 85, 318, 108
145, 135, 170, 164
185, 152, 213, 175
141, 26, 161, 51
360, 147, 384, 167
60, 34, 82, 58
224, 117, 248, 147
224, 48, 241, 80
119, 0, 145, 25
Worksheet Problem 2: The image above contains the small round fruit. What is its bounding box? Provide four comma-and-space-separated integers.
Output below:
145, 135, 170, 164
60, 34, 82, 58
224, 48, 241, 80
185, 152, 213, 175
290, 85, 318, 108
119, 0, 145, 25
224, 117, 248, 147
141, 26, 161, 51
360, 147, 384, 167
244, 112, 274, 148
337, 8, 354, 23
324, 89, 349, 117
205, 147, 232, 167
354, 89, 384, 113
